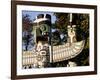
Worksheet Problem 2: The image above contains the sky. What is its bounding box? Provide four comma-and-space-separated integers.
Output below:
22, 10, 57, 23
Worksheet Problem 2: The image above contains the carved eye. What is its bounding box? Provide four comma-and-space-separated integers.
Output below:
40, 51, 46, 55
40, 25, 46, 31
40, 24, 49, 33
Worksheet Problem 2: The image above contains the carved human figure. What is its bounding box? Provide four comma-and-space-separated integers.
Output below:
67, 25, 76, 43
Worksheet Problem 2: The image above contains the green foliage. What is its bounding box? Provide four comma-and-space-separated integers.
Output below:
54, 13, 69, 31
51, 30, 61, 45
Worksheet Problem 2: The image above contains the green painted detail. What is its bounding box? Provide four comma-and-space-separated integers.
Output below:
40, 24, 50, 33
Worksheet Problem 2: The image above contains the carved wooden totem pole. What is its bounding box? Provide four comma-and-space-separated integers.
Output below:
22, 13, 85, 68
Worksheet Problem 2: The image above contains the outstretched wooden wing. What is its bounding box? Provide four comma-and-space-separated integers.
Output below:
51, 40, 85, 62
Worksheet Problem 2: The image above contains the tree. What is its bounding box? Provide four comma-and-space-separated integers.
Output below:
22, 14, 34, 51
54, 13, 69, 32
51, 30, 61, 45
22, 14, 32, 31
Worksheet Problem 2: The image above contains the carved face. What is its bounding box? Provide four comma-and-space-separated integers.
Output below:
67, 25, 76, 43
36, 41, 49, 51
38, 51, 47, 62
68, 25, 76, 37
35, 40, 49, 67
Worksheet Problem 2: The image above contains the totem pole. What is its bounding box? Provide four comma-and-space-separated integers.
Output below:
22, 13, 85, 68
